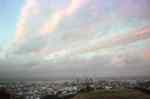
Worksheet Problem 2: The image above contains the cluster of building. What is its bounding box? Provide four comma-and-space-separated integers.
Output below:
0, 79, 150, 99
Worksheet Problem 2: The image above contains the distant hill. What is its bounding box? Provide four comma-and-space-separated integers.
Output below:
72, 89, 150, 99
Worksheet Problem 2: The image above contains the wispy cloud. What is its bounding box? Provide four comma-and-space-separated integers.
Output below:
15, 0, 40, 45
40, 0, 89, 36
44, 25, 150, 61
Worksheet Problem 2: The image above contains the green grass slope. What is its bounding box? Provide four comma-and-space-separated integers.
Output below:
72, 89, 150, 99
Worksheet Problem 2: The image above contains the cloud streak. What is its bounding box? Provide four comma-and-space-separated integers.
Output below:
40, 0, 89, 36
45, 25, 150, 60
14, 0, 40, 45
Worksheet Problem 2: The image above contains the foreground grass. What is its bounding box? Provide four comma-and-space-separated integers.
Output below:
72, 89, 150, 99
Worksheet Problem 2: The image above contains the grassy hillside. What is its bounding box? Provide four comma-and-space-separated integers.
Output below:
72, 89, 150, 99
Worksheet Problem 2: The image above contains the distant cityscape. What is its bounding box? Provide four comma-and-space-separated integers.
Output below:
0, 78, 150, 99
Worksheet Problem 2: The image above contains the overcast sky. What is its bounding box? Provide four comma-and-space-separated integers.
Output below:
0, 0, 150, 79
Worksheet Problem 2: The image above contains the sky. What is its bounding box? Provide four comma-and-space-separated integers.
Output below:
0, 0, 150, 79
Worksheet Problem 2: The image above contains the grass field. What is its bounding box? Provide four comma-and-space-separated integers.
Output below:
72, 89, 150, 99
